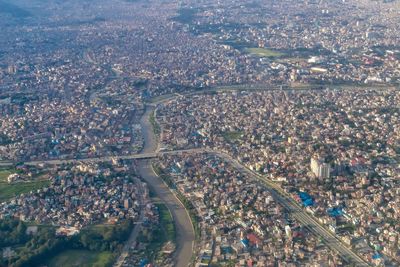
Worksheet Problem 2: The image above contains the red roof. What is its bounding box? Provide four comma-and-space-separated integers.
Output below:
247, 233, 261, 245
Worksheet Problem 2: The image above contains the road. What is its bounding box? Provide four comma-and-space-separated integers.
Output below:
18, 88, 369, 266
144, 94, 368, 266
22, 152, 369, 265
22, 149, 204, 166
208, 150, 369, 267
114, 177, 146, 267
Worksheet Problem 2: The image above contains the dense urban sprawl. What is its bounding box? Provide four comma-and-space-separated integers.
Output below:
157, 89, 400, 265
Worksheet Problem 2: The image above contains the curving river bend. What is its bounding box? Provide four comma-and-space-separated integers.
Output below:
137, 105, 195, 267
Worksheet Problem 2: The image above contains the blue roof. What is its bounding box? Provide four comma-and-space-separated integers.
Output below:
298, 192, 311, 200
303, 199, 314, 207
171, 166, 181, 173
221, 246, 233, 254
327, 207, 343, 217
298, 192, 314, 206
372, 253, 382, 259
139, 259, 149, 267
201, 255, 211, 260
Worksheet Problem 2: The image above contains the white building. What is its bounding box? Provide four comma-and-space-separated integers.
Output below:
310, 157, 331, 179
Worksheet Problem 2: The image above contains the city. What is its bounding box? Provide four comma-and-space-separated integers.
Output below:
0, 0, 399, 266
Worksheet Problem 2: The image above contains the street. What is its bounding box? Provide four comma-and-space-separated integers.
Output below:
19, 93, 369, 267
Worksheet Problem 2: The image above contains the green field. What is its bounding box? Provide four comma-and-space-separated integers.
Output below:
140, 203, 176, 261
0, 169, 13, 183
150, 111, 161, 137
0, 179, 50, 202
244, 47, 285, 58
222, 131, 244, 142
47, 250, 114, 267
82, 223, 126, 237
157, 204, 175, 242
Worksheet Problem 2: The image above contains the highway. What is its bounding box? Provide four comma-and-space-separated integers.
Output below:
22, 106, 197, 267
17, 87, 370, 266
207, 150, 369, 267
21, 151, 370, 265
139, 96, 368, 266
22, 148, 369, 265
22, 149, 204, 166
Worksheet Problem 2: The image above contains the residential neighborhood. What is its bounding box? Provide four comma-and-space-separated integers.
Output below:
157, 89, 400, 265
0, 0, 400, 266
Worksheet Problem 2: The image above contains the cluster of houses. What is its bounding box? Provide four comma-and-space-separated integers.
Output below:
157, 89, 400, 265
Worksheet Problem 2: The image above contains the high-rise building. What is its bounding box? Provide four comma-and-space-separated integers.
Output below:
124, 198, 132, 209
310, 156, 331, 179
7, 65, 17, 74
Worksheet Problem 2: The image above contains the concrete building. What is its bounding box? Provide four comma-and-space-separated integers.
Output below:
310, 157, 331, 179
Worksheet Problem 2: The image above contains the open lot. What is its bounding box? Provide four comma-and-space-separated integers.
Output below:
244, 47, 285, 58
0, 169, 13, 182
222, 131, 244, 142
47, 250, 114, 267
143, 203, 175, 259
0, 180, 51, 202
157, 203, 175, 242
0, 168, 50, 202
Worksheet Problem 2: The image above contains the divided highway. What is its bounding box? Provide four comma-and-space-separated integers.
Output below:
19, 87, 370, 267
21, 147, 371, 266
207, 150, 369, 267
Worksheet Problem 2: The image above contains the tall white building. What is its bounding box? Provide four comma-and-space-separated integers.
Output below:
311, 157, 331, 179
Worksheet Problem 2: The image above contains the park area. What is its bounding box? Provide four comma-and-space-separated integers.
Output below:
133, 202, 176, 266
0, 168, 13, 182
46, 250, 114, 267
0, 167, 50, 202
244, 47, 285, 58
143, 203, 175, 258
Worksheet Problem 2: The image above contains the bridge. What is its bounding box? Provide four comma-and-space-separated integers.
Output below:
18, 148, 205, 166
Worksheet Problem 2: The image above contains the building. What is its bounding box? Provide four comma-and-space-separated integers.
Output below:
310, 157, 331, 179
124, 198, 132, 209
